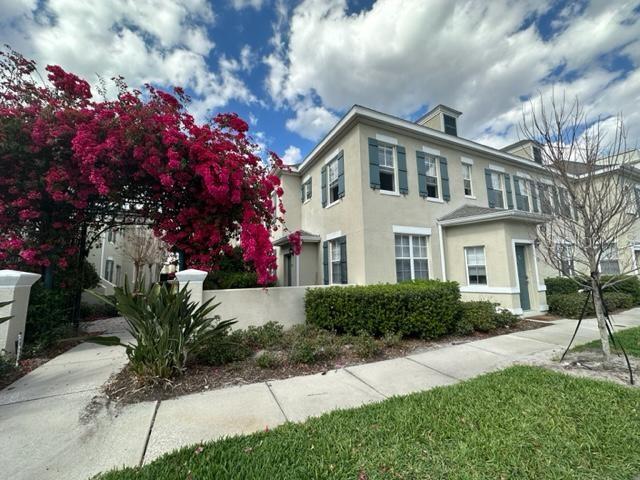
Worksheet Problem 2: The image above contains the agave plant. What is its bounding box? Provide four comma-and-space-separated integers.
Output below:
89, 280, 235, 381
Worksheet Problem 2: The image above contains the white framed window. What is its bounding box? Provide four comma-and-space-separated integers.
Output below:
465, 246, 487, 285
490, 172, 505, 209
104, 259, 114, 283
327, 158, 340, 205
425, 156, 439, 198
600, 243, 620, 275
378, 144, 396, 192
329, 239, 342, 284
463, 163, 473, 197
515, 178, 530, 212
395, 234, 429, 282
555, 243, 574, 277
302, 179, 312, 202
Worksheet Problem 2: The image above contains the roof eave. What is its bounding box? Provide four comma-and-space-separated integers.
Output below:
439, 210, 549, 227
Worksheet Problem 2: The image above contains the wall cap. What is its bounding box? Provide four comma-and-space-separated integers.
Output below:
0, 270, 41, 288
175, 269, 208, 283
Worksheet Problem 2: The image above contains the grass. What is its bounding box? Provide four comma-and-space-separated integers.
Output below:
574, 326, 640, 357
98, 366, 640, 480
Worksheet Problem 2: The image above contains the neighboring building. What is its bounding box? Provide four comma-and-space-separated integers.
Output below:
271, 103, 605, 314
86, 228, 136, 296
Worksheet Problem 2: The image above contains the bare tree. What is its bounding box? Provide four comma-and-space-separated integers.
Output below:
121, 226, 169, 289
521, 93, 638, 362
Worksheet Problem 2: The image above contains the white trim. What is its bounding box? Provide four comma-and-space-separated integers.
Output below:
325, 230, 343, 241
323, 148, 341, 165
488, 164, 505, 173
295, 255, 300, 287
462, 162, 474, 198
325, 199, 341, 209
460, 156, 474, 165
538, 285, 547, 292
539, 304, 549, 312
439, 209, 547, 226
511, 239, 542, 308
464, 195, 477, 200
392, 225, 432, 235
510, 308, 524, 315
540, 177, 554, 185
460, 286, 519, 294
438, 222, 447, 281
464, 245, 489, 288
302, 174, 311, 183
375, 133, 398, 145
427, 197, 444, 204
422, 145, 441, 155
380, 190, 400, 197
516, 171, 532, 180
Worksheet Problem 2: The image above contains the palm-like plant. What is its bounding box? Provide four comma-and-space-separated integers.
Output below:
89, 280, 235, 381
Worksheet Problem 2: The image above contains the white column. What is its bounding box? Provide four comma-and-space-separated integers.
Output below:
0, 270, 41, 356
174, 269, 208, 308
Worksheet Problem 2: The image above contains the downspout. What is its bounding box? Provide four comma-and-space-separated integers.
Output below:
438, 221, 447, 281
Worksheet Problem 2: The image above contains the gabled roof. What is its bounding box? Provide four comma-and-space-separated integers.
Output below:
272, 230, 321, 246
438, 204, 548, 226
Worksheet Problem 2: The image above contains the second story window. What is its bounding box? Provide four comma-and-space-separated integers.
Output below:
301, 179, 312, 203
514, 177, 530, 211
425, 156, 439, 198
555, 243, 574, 276
463, 163, 473, 197
327, 158, 340, 204
490, 172, 505, 209
378, 144, 396, 192
321, 152, 345, 208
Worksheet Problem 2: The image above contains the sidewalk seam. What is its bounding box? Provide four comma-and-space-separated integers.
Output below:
0, 387, 99, 407
266, 383, 289, 422
139, 400, 161, 467
343, 368, 388, 399
404, 357, 462, 381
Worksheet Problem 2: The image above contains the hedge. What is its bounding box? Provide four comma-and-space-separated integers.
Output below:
548, 291, 635, 319
305, 281, 461, 339
544, 277, 582, 296
457, 301, 520, 335
545, 275, 640, 304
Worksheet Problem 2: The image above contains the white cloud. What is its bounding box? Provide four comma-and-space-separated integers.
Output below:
0, 0, 254, 119
230, 0, 264, 10
281, 145, 302, 164
266, 0, 640, 145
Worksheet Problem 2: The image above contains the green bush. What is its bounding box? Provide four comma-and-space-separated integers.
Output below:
459, 301, 496, 333
544, 277, 582, 296
381, 331, 403, 348
352, 331, 381, 359
494, 308, 520, 328
79, 299, 119, 320
601, 275, 640, 304
545, 275, 640, 306
204, 271, 261, 290
242, 322, 285, 349
548, 291, 634, 318
305, 281, 461, 339
255, 351, 281, 369
196, 329, 252, 366
25, 283, 73, 351
287, 325, 341, 364
603, 291, 635, 311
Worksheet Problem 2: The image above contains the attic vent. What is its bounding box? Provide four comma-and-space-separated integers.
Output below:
443, 114, 457, 136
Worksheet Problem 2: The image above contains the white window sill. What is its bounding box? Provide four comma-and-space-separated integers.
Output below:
303, 199, 311, 205
464, 195, 476, 200
325, 199, 341, 209
380, 190, 400, 197
426, 197, 444, 203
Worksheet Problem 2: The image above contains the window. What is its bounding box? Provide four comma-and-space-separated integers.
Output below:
490, 172, 505, 209
425, 156, 439, 198
107, 229, 115, 243
443, 114, 457, 136
378, 144, 395, 192
302, 179, 312, 202
462, 163, 473, 197
329, 239, 342, 284
515, 178, 530, 211
533, 146, 542, 164
395, 234, 429, 282
465, 246, 487, 285
600, 243, 620, 275
115, 265, 122, 286
327, 158, 340, 204
555, 243, 574, 276
104, 259, 114, 283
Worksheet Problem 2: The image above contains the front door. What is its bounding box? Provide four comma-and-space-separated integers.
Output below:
515, 245, 531, 311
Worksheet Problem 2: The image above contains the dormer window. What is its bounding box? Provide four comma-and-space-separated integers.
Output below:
533, 145, 542, 164
443, 114, 457, 136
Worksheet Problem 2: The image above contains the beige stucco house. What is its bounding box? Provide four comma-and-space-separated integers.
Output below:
271, 104, 637, 315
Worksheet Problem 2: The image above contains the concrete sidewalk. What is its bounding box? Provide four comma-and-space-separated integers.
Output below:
1, 311, 638, 480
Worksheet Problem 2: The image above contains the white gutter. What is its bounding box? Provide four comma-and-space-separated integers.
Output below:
437, 222, 447, 281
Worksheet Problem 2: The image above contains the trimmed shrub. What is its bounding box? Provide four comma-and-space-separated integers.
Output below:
242, 322, 285, 350
459, 301, 496, 333
601, 275, 640, 305
548, 291, 634, 318
494, 308, 520, 328
196, 329, 252, 366
287, 325, 342, 364
305, 281, 461, 339
25, 283, 73, 351
352, 331, 381, 359
604, 291, 635, 311
544, 277, 582, 296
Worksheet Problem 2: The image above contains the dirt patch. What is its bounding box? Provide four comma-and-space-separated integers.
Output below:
104, 319, 547, 404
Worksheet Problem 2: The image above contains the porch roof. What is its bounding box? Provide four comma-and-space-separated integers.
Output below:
272, 230, 321, 247
438, 204, 548, 226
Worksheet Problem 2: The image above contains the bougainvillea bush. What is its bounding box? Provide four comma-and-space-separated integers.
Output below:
0, 49, 299, 284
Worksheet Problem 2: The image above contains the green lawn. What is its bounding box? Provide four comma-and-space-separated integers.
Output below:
99, 366, 640, 480
574, 326, 640, 357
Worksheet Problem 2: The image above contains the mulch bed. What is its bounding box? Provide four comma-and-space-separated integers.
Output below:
104, 319, 547, 405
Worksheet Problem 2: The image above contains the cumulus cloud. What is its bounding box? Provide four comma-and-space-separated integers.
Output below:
281, 145, 302, 164
266, 0, 640, 145
1, 0, 255, 119
230, 0, 264, 10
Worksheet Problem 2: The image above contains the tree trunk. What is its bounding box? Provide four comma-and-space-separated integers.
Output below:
591, 275, 611, 361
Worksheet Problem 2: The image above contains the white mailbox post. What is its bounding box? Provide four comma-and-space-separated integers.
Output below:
0, 270, 41, 356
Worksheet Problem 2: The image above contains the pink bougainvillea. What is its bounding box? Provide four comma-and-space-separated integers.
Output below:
0, 49, 300, 284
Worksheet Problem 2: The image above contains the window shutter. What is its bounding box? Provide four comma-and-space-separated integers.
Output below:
300, 183, 305, 202
531, 180, 539, 213
635, 187, 640, 214
417, 151, 427, 197
322, 241, 329, 285
308, 179, 312, 199
439, 156, 450, 201
513, 176, 524, 210
368, 138, 380, 189
321, 165, 327, 207
552, 186, 560, 214
504, 174, 514, 209
337, 152, 345, 198
484, 168, 495, 208
559, 188, 571, 217
397, 146, 408, 194
339, 236, 348, 284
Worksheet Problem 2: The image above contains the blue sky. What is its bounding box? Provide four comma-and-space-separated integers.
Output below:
1, 0, 639, 164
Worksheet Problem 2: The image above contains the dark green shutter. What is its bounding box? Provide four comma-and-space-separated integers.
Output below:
485, 168, 495, 208
300, 183, 305, 202
417, 151, 427, 197
337, 153, 345, 198
538, 182, 550, 213
439, 156, 450, 201
368, 138, 380, 189
531, 180, 539, 212
504, 174, 514, 209
397, 146, 408, 194
559, 188, 571, 217
322, 241, 329, 285
339, 236, 347, 284
308, 179, 312, 199
513, 176, 524, 210
635, 187, 640, 214
321, 165, 327, 207
552, 186, 560, 214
